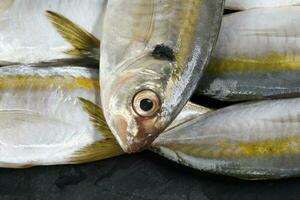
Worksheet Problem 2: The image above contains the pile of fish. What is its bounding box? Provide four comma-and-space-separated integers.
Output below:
0, 0, 300, 180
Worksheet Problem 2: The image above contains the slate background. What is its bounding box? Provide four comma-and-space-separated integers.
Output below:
1, 151, 300, 200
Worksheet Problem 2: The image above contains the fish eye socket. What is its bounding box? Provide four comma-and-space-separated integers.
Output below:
132, 90, 160, 117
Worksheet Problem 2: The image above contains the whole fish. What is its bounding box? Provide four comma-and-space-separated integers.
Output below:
0, 0, 105, 64
153, 97, 300, 180
197, 7, 300, 101
225, 0, 300, 10
100, 0, 224, 153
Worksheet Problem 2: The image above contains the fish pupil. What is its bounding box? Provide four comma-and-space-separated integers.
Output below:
152, 44, 175, 61
140, 99, 153, 112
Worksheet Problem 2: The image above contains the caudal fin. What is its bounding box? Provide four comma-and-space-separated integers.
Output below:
45, 10, 100, 60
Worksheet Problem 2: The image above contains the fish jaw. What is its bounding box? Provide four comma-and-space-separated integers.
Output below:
109, 113, 160, 153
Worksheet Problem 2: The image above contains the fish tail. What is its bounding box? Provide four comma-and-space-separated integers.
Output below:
45, 10, 100, 60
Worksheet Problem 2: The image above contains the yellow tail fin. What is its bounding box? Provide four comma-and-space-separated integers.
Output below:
45, 10, 100, 59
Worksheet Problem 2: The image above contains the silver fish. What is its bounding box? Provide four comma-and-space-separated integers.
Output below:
225, 0, 300, 10
153, 97, 300, 180
0, 0, 105, 64
197, 6, 300, 101
100, 0, 224, 153
0, 65, 118, 167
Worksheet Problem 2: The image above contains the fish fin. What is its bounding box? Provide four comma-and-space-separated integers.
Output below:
78, 97, 115, 139
64, 49, 82, 56
31, 57, 98, 69
45, 10, 100, 58
69, 139, 123, 164
0, 61, 20, 67
0, 0, 13, 13
71, 98, 123, 163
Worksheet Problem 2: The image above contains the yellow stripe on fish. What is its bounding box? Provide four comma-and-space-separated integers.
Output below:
158, 136, 300, 159
0, 75, 99, 90
207, 53, 300, 74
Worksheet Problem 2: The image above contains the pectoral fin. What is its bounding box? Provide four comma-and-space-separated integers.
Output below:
70, 98, 123, 163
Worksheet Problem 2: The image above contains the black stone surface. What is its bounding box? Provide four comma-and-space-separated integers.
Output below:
1, 151, 300, 200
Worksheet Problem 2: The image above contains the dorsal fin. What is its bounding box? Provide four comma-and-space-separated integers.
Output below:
45, 10, 100, 59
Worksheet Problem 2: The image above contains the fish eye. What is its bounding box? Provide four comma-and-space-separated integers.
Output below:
132, 90, 160, 117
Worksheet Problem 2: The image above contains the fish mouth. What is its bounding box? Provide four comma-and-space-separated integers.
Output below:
112, 115, 158, 153
117, 131, 156, 153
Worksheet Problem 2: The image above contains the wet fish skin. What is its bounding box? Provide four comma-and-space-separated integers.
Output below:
225, 0, 300, 10
153, 97, 300, 180
0, 65, 112, 167
197, 6, 300, 101
100, 0, 224, 153
0, 0, 105, 64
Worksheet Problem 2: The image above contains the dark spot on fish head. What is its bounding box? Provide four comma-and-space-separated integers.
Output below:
152, 44, 175, 62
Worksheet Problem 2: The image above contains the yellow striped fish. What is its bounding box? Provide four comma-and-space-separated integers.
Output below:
153, 97, 300, 180
197, 7, 300, 101
100, 0, 224, 153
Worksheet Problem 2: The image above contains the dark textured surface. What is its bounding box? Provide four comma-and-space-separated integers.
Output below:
1, 151, 300, 200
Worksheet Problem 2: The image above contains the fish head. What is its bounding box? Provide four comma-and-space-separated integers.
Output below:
100, 0, 224, 153
101, 52, 185, 153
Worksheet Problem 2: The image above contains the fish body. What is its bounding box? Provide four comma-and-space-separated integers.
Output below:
153, 97, 300, 180
0, 0, 105, 64
0, 64, 209, 168
225, 0, 300, 10
197, 7, 300, 101
100, 0, 224, 152
0, 65, 119, 167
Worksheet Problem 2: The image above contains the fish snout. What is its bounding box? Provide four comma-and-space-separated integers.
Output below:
112, 115, 159, 153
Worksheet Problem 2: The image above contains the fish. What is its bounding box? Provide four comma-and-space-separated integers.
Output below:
0, 0, 105, 64
197, 6, 300, 101
0, 9, 212, 167
152, 97, 300, 180
0, 65, 121, 167
0, 65, 211, 168
100, 0, 224, 153
225, 0, 300, 10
